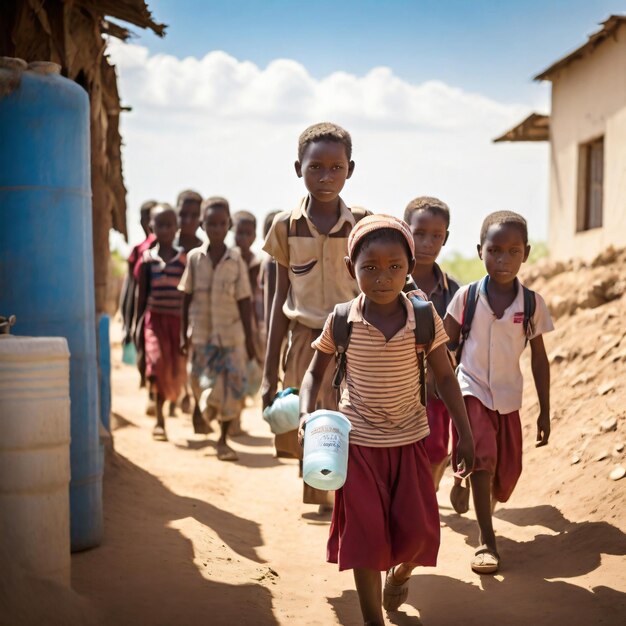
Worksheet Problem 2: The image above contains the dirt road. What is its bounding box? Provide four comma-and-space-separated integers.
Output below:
66, 343, 626, 626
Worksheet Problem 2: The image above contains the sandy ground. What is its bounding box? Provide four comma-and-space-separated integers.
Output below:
61, 319, 626, 626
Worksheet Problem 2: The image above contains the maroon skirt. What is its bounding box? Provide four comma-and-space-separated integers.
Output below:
327, 441, 440, 571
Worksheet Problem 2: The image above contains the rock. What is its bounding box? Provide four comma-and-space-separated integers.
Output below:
549, 348, 570, 364
572, 372, 595, 386
595, 451, 608, 462
591, 245, 618, 267
549, 295, 571, 319
571, 455, 581, 465
609, 466, 625, 481
597, 382, 615, 396
615, 443, 625, 453
600, 416, 618, 433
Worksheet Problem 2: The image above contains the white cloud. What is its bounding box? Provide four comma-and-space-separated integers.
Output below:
108, 39, 550, 257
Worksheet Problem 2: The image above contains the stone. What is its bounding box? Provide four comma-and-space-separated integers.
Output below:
609, 466, 625, 481
595, 451, 608, 462
615, 443, 624, 454
571, 455, 581, 465
600, 416, 618, 433
597, 382, 615, 396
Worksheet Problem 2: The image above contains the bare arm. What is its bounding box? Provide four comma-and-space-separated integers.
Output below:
237, 296, 257, 362
427, 343, 474, 476
298, 350, 334, 445
134, 263, 149, 345
530, 334, 551, 447
443, 313, 461, 346
261, 263, 291, 408
180, 293, 192, 355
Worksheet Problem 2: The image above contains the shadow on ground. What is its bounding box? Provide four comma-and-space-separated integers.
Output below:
72, 449, 278, 626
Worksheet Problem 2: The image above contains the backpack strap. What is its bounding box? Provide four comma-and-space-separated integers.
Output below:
456, 281, 480, 363
522, 286, 536, 346
331, 300, 355, 397
408, 293, 435, 406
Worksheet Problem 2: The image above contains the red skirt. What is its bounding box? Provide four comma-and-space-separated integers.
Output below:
144, 310, 187, 402
327, 442, 440, 571
422, 398, 451, 464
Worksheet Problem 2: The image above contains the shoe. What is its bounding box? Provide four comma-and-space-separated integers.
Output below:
471, 546, 500, 574
383, 566, 410, 611
152, 425, 168, 441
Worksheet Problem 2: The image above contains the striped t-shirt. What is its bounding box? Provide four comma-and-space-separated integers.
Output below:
142, 247, 187, 316
312, 292, 448, 447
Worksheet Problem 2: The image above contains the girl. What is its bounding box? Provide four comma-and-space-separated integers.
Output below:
299, 215, 474, 625
136, 204, 187, 441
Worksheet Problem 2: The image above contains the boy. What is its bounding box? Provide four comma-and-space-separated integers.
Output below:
179, 197, 256, 461
176, 189, 203, 252
404, 196, 460, 490
444, 210, 553, 574
262, 122, 367, 506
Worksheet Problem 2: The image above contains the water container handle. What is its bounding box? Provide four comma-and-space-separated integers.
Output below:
0, 315, 16, 334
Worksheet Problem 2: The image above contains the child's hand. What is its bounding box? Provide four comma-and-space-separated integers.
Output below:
535, 411, 551, 447
297, 414, 309, 447
179, 337, 189, 357
455, 434, 475, 479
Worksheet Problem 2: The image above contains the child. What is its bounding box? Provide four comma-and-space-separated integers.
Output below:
404, 196, 460, 490
175, 189, 204, 252
259, 210, 281, 339
262, 122, 367, 507
444, 210, 553, 574
299, 215, 474, 624
120, 200, 157, 388
135, 204, 188, 441
179, 197, 257, 461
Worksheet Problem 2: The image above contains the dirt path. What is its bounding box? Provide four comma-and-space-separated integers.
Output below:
69, 342, 626, 626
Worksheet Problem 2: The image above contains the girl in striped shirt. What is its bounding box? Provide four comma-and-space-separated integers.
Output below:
299, 215, 474, 625
136, 204, 187, 441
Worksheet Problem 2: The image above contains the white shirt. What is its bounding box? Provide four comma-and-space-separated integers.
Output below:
446, 277, 554, 414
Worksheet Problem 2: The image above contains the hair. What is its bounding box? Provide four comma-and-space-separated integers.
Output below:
298, 122, 352, 161
403, 196, 450, 228
150, 202, 176, 221
351, 228, 413, 264
263, 210, 281, 238
201, 196, 230, 218
232, 210, 257, 230
140, 200, 158, 216
480, 210, 528, 245
176, 189, 203, 208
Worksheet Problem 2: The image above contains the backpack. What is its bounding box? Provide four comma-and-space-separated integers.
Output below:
456, 278, 536, 363
331, 293, 435, 407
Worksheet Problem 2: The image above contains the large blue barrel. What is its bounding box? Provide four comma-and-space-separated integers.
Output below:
0, 60, 102, 550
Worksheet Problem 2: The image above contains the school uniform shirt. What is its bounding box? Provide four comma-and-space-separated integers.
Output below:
262, 197, 362, 329
142, 247, 186, 315
446, 277, 554, 414
178, 244, 252, 348
313, 292, 449, 447
427, 263, 460, 319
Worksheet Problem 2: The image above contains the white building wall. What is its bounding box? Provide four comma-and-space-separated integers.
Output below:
548, 23, 626, 261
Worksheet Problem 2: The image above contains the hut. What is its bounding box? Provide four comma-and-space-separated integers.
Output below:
0, 0, 165, 313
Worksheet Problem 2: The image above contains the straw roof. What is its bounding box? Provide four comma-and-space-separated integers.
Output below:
493, 113, 550, 143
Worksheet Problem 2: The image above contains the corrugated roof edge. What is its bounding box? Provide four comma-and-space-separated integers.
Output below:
535, 15, 626, 81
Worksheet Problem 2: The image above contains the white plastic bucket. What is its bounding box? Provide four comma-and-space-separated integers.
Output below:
0, 334, 71, 586
303, 410, 352, 491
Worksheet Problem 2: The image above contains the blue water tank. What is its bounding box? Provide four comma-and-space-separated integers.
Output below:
0, 60, 103, 551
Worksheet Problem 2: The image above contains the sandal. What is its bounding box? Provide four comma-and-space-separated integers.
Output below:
471, 546, 500, 574
450, 478, 470, 514
152, 425, 168, 441
383, 566, 410, 611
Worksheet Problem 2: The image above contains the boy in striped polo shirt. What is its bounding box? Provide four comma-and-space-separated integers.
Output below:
299, 215, 474, 623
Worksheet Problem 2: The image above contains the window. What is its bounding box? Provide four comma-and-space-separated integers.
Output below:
577, 137, 604, 231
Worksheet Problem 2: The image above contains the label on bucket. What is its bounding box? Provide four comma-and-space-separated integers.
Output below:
309, 426, 343, 451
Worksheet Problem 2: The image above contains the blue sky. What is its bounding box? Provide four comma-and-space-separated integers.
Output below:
111, 1, 625, 256
141, 0, 624, 103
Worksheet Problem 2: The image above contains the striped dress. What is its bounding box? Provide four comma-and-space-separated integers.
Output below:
141, 247, 187, 401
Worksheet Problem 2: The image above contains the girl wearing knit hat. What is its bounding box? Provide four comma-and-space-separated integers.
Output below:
299, 214, 474, 624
